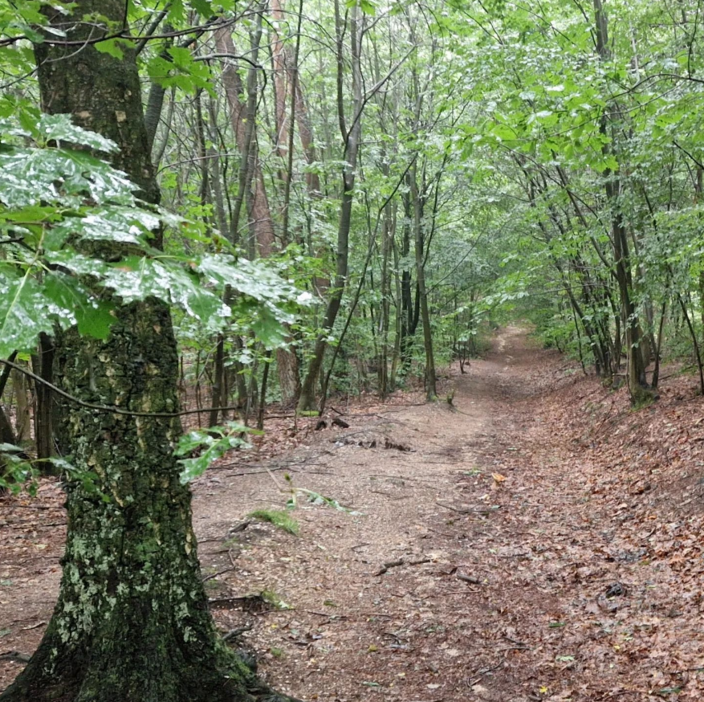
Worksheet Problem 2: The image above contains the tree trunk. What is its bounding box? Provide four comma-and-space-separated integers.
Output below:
0, 405, 15, 447
270, 0, 321, 197
378, 204, 394, 398
217, 21, 301, 406
593, 0, 651, 404
297, 0, 363, 411
12, 368, 32, 444
276, 347, 301, 408
399, 197, 413, 373
32, 333, 55, 462
1, 4, 297, 701
0, 351, 18, 448
409, 167, 436, 400
215, 25, 275, 256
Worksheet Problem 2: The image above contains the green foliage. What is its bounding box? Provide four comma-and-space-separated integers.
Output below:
0, 445, 94, 496
175, 421, 255, 483
0, 443, 37, 495
0, 114, 310, 359
5, 0, 704, 424
286, 487, 360, 515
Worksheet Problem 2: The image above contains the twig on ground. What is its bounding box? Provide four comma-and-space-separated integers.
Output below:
437, 501, 498, 515
222, 625, 252, 642
467, 661, 503, 687
374, 557, 431, 576
0, 650, 31, 663
201, 566, 235, 583
299, 609, 349, 619
374, 558, 405, 575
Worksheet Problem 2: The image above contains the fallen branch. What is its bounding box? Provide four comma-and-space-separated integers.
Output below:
222, 625, 252, 642
201, 566, 235, 583
374, 558, 405, 575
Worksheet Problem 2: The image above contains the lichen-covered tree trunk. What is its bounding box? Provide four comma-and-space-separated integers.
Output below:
2, 305, 258, 702
0, 4, 299, 701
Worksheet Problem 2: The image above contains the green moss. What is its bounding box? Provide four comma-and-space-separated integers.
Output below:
247, 509, 300, 535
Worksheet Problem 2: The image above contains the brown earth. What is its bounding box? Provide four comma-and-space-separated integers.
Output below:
2, 326, 704, 701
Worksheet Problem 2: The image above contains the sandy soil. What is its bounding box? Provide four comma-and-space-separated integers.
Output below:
2, 326, 704, 701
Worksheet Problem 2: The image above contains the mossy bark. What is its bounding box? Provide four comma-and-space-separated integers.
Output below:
1, 4, 301, 701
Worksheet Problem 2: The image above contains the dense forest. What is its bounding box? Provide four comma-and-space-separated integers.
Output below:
3, 0, 704, 700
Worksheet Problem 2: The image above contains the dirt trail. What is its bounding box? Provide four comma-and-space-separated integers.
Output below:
2, 327, 700, 700
189, 325, 581, 702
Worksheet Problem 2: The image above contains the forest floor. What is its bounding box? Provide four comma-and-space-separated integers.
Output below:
3, 326, 704, 701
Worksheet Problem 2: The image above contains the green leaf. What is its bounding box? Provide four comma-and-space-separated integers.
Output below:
0, 148, 134, 209
248, 509, 299, 535
43, 272, 115, 340
176, 422, 252, 483
251, 306, 288, 349
0, 271, 65, 357
95, 38, 124, 59
190, 0, 213, 15
33, 114, 117, 152
102, 257, 226, 321
346, 0, 376, 14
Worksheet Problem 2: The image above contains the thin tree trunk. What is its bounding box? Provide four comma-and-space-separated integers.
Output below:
13, 369, 32, 443
297, 0, 363, 411
32, 333, 54, 463
378, 204, 394, 398
0, 351, 18, 447
409, 166, 436, 400
651, 299, 667, 390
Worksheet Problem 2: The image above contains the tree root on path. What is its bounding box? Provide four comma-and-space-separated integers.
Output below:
374, 557, 431, 576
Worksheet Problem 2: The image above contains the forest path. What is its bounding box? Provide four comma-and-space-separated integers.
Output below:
2, 327, 691, 700
192, 326, 617, 702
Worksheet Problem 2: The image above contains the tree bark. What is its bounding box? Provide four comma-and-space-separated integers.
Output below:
217, 20, 300, 411
593, 0, 651, 404
0, 351, 18, 448
12, 368, 31, 444
215, 25, 275, 256
1, 4, 298, 701
270, 0, 321, 198
409, 166, 436, 400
